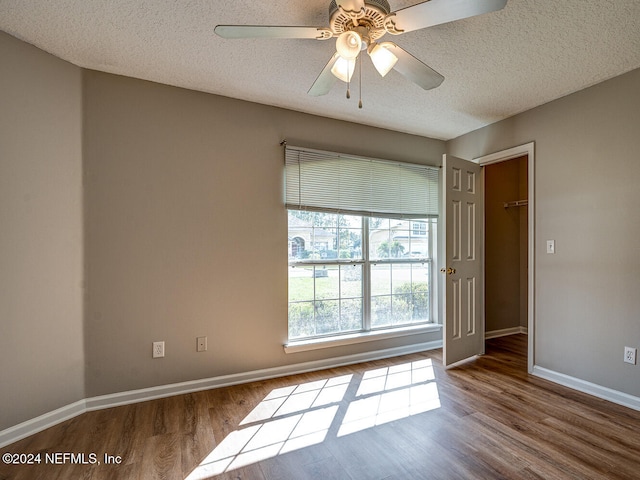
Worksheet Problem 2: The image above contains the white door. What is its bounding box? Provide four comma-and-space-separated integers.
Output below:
442, 154, 484, 366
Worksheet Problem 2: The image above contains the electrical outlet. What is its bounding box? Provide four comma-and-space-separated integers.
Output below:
196, 336, 207, 352
624, 346, 636, 365
153, 341, 165, 358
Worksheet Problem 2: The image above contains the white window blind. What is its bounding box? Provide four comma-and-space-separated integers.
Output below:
285, 145, 439, 218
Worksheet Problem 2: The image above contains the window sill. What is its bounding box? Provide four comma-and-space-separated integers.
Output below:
284, 323, 442, 354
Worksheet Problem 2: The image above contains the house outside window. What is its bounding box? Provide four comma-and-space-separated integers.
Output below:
412, 221, 427, 237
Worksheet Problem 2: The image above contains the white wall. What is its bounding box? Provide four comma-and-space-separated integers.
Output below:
0, 32, 85, 430
448, 68, 640, 397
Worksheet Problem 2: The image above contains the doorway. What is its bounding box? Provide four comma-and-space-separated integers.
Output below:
475, 143, 535, 373
484, 156, 528, 339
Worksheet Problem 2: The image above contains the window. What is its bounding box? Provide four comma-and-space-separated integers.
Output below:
412, 221, 427, 236
285, 146, 439, 342
368, 217, 435, 330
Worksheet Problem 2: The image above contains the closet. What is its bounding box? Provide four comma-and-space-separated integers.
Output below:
484, 155, 528, 336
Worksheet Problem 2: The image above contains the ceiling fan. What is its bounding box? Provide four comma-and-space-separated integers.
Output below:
215, 0, 507, 104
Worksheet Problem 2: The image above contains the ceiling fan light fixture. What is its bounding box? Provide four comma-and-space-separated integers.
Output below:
331, 55, 356, 82
335, 30, 362, 60
369, 42, 398, 77
217, 0, 509, 100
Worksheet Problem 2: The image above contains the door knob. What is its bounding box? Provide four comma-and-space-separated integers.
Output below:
440, 267, 456, 275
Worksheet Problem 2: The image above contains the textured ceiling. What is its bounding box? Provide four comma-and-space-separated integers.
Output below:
1, 0, 639, 140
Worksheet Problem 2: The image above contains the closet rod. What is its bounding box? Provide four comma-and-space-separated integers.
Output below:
504, 199, 528, 208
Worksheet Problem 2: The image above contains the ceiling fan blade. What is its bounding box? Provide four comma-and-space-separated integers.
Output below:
214, 25, 332, 40
335, 0, 366, 15
383, 43, 444, 90
387, 0, 507, 34
308, 53, 340, 96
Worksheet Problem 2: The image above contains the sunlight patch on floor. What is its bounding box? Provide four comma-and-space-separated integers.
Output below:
185, 406, 339, 479
240, 374, 352, 425
185, 360, 440, 479
338, 382, 440, 436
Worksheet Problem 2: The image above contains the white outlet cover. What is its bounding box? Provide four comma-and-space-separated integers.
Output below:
624, 346, 637, 365
153, 341, 165, 358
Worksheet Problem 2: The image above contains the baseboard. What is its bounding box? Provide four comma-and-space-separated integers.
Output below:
532, 366, 640, 412
0, 340, 442, 448
485, 326, 528, 339
86, 340, 442, 411
0, 399, 86, 449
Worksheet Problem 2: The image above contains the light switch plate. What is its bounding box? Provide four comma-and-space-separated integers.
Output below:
546, 240, 555, 254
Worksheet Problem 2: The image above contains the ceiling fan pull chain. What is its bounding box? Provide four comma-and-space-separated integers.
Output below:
358, 53, 363, 109
346, 58, 351, 99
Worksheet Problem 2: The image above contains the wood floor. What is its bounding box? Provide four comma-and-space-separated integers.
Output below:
2, 335, 640, 480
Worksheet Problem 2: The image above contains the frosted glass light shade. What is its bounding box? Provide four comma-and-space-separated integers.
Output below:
331, 56, 356, 82
335, 31, 362, 60
369, 43, 398, 77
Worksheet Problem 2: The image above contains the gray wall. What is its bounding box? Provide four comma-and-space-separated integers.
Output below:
82, 71, 446, 397
0, 32, 85, 430
448, 68, 640, 397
